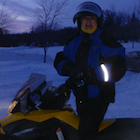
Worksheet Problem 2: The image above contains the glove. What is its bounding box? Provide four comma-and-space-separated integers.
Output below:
66, 77, 77, 89
68, 66, 98, 88
70, 66, 84, 81
71, 66, 98, 84
66, 66, 84, 89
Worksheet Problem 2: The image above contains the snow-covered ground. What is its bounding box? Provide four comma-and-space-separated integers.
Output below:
0, 42, 140, 120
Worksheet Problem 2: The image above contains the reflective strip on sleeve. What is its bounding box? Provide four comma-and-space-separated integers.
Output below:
101, 64, 109, 82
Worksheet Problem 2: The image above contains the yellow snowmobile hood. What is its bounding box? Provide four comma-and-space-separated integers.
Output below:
0, 107, 115, 135
0, 107, 140, 140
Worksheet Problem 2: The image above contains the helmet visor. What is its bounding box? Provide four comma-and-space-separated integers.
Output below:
73, 2, 103, 23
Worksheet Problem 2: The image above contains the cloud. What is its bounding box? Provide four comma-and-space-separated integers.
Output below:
8, 0, 35, 17
2, 0, 36, 33
11, 19, 33, 33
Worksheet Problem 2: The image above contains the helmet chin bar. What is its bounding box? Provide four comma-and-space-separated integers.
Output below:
101, 64, 109, 82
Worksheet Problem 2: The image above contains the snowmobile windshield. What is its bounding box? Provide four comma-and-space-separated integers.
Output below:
8, 73, 48, 115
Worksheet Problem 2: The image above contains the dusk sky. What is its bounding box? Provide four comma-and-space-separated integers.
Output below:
1, 0, 140, 33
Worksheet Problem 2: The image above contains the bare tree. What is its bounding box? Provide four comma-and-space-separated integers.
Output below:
33, 0, 68, 62
0, 0, 17, 34
124, 5, 139, 48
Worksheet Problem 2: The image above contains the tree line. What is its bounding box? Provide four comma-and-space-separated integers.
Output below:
0, 12, 140, 47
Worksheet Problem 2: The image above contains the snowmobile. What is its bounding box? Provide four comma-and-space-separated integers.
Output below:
0, 73, 140, 140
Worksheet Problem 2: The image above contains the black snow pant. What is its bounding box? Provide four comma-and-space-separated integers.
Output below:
77, 97, 110, 140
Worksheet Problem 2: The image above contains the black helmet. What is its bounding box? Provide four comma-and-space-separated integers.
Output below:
73, 2, 103, 28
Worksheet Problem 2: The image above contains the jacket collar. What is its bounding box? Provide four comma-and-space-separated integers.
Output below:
80, 29, 97, 40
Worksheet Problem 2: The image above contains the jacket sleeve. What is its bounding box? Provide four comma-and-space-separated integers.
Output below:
90, 31, 126, 83
95, 55, 126, 82
54, 51, 75, 76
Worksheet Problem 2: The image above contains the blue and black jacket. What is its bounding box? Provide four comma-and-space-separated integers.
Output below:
54, 29, 126, 103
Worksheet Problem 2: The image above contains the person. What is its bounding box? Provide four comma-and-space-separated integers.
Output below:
54, 1, 126, 140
